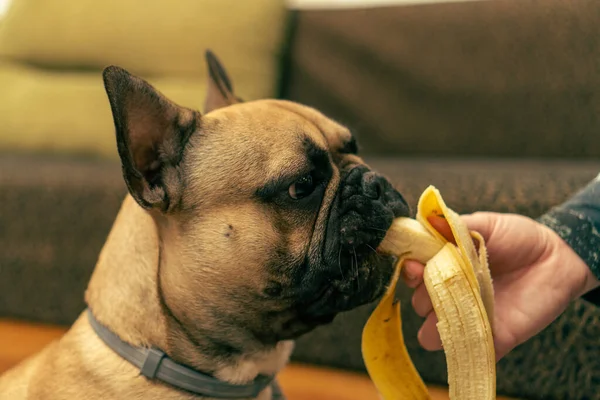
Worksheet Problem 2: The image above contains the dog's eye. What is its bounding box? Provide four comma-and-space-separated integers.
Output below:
289, 173, 316, 200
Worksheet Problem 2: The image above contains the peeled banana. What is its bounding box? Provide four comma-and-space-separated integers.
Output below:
361, 185, 496, 399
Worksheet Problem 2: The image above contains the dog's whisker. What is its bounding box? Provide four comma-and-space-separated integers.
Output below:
338, 246, 344, 279
353, 246, 360, 291
365, 243, 381, 260
366, 226, 388, 232
348, 249, 354, 284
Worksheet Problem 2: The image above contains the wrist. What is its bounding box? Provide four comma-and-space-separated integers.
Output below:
546, 225, 600, 300
537, 206, 600, 301
581, 262, 600, 296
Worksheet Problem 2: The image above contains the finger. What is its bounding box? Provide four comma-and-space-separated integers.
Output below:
418, 312, 442, 351
411, 283, 433, 317
402, 260, 424, 288
427, 215, 456, 245
461, 212, 499, 241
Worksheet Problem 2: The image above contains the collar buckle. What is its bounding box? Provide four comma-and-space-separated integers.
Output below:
141, 347, 167, 380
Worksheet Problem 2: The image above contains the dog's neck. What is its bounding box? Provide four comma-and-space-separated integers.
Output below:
84, 195, 293, 392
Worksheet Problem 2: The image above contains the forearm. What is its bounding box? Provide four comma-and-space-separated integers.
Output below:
538, 174, 600, 302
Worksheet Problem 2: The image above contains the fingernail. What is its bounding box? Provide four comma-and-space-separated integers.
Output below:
404, 263, 417, 280
405, 270, 417, 281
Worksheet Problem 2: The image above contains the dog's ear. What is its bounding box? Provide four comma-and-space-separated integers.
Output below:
102, 66, 199, 212
204, 50, 243, 113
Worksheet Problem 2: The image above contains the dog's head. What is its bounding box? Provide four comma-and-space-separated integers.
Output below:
101, 51, 409, 349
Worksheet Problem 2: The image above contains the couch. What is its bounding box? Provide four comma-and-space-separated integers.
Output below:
2, 1, 600, 399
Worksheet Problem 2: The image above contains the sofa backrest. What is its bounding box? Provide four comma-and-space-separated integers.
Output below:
282, 0, 600, 159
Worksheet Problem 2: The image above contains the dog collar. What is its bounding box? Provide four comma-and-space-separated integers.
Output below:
86, 308, 284, 399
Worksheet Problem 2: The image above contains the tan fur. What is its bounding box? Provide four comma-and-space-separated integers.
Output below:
0, 53, 395, 399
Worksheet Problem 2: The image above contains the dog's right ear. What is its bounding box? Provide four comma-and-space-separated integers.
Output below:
204, 50, 243, 113
102, 66, 199, 213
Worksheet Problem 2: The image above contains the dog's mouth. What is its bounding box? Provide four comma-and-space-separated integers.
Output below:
301, 252, 397, 318
299, 165, 409, 320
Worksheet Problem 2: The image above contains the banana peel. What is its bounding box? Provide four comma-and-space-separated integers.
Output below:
361, 185, 496, 399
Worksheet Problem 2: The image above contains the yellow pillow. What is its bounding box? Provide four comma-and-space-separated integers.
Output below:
0, 61, 210, 159
0, 0, 288, 79
0, 0, 289, 159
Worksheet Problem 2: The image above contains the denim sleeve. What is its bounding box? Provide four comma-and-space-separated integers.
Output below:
537, 173, 600, 304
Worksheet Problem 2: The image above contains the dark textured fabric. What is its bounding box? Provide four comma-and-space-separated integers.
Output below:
2, 154, 598, 324
0, 153, 126, 325
539, 175, 600, 282
2, 154, 600, 399
537, 174, 600, 308
283, 0, 600, 158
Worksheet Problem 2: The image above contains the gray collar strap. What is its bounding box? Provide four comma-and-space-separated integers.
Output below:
86, 308, 280, 399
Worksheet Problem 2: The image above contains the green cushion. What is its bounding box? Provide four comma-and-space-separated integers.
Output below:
0, 0, 288, 79
0, 0, 289, 158
0, 61, 207, 158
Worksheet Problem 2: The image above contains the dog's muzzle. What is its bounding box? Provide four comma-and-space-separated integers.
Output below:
336, 165, 409, 252
302, 165, 409, 317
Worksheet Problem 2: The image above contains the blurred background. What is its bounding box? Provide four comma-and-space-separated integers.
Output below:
1, 0, 600, 399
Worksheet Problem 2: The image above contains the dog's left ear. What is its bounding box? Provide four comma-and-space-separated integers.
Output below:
102, 66, 199, 212
204, 50, 243, 113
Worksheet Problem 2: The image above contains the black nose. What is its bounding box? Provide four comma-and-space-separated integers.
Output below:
359, 170, 409, 217
340, 166, 409, 215
362, 171, 385, 200
335, 165, 410, 251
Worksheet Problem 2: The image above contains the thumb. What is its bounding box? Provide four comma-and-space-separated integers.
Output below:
460, 211, 500, 241
426, 211, 499, 245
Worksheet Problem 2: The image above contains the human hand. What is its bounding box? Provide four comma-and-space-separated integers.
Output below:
403, 212, 600, 361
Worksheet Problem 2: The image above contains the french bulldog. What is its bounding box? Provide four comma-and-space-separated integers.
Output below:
0, 51, 409, 399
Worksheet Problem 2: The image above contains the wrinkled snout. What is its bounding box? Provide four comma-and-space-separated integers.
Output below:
337, 165, 409, 252
302, 165, 410, 317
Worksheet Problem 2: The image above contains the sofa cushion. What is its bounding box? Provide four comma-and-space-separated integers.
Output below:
0, 0, 288, 80
0, 0, 289, 158
283, 0, 600, 158
0, 61, 206, 158
1, 153, 600, 399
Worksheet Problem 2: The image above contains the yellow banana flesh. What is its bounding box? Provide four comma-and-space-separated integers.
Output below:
361, 185, 496, 399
